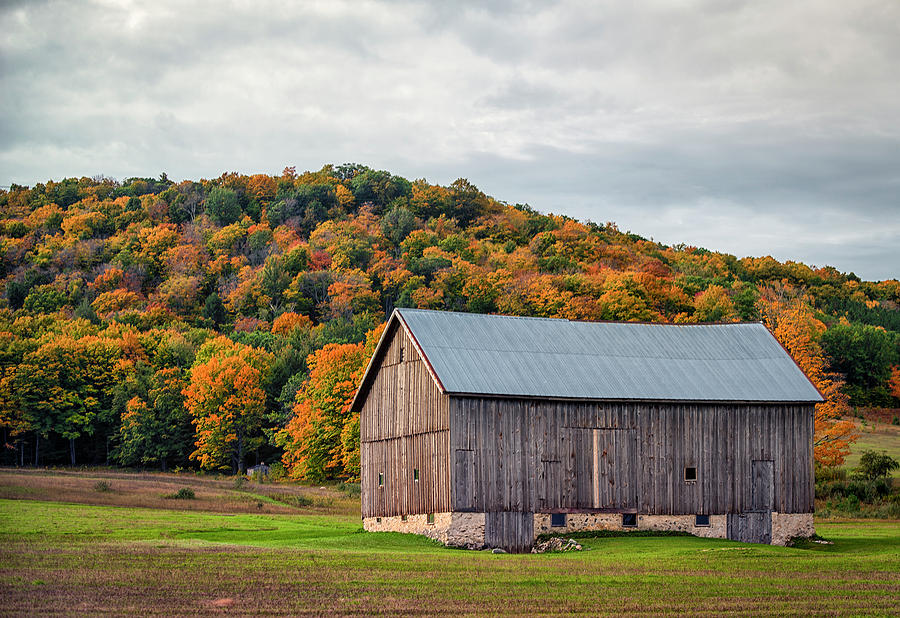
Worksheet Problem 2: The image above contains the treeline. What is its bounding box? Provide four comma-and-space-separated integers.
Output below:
1, 165, 898, 478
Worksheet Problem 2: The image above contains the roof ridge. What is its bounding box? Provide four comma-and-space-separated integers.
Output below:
395, 307, 764, 327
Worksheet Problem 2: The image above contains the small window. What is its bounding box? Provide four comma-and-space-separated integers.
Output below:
684, 467, 697, 482
695, 514, 710, 527
427, 513, 435, 525
378, 472, 384, 487
622, 513, 637, 528
413, 468, 419, 482
376, 517, 381, 523
399, 346, 404, 362
551, 513, 566, 527
401, 514, 408, 522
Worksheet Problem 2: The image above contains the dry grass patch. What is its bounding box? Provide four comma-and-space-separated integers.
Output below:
0, 468, 357, 516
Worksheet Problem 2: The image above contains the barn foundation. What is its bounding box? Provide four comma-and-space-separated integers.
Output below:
363, 512, 486, 549
366, 511, 814, 550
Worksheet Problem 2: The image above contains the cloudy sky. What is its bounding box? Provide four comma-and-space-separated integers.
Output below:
2, 0, 898, 280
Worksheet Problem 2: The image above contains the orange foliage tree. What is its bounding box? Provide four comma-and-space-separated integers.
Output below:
889, 366, 900, 400
182, 338, 273, 473
758, 293, 856, 467
277, 324, 383, 481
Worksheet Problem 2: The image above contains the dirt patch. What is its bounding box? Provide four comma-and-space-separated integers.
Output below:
205, 597, 235, 608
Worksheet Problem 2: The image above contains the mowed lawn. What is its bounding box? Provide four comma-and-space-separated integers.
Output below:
0, 473, 898, 615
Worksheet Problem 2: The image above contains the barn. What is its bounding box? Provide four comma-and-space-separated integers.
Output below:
351, 308, 822, 552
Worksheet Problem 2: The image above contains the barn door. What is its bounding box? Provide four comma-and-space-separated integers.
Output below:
592, 429, 638, 510
485, 512, 534, 553
727, 460, 774, 544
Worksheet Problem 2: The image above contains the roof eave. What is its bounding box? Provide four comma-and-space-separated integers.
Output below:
444, 391, 824, 405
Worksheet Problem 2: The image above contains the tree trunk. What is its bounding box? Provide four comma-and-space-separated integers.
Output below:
161, 458, 167, 473
70, 438, 76, 466
237, 434, 244, 475
34, 432, 39, 467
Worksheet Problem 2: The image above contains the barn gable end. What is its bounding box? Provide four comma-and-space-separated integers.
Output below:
359, 319, 451, 519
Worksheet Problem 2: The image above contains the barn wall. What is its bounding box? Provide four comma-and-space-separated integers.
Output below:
449, 397, 815, 516
360, 322, 450, 518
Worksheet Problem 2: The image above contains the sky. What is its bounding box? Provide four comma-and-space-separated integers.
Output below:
1, 0, 898, 281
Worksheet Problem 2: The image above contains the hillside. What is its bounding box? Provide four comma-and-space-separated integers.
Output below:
1, 165, 898, 475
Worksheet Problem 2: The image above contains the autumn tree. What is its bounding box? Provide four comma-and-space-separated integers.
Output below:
13, 335, 122, 465
758, 293, 856, 467
182, 338, 274, 473
276, 324, 383, 481
693, 285, 737, 322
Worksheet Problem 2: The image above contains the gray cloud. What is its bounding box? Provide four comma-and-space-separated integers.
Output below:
1, 0, 897, 280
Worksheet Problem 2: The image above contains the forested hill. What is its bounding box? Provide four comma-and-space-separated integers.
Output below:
1, 165, 898, 477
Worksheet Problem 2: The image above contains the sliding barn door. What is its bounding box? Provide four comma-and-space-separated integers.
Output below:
728, 460, 774, 544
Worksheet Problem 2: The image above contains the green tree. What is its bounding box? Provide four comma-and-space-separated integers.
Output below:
114, 366, 192, 471
821, 323, 899, 405
854, 450, 899, 480
203, 292, 226, 327
205, 187, 242, 225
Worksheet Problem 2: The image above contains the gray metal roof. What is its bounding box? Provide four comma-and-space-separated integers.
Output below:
395, 308, 823, 403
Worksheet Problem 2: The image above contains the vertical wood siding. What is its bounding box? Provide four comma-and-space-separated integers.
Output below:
449, 397, 815, 515
484, 511, 534, 553
360, 323, 450, 518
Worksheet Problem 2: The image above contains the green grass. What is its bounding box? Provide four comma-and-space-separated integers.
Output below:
1, 497, 898, 615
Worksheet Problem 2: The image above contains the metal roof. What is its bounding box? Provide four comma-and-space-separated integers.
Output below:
391, 308, 823, 403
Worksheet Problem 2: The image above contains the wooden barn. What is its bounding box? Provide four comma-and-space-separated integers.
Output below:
351, 309, 822, 552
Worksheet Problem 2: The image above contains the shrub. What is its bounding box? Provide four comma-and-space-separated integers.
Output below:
93, 480, 111, 492
336, 481, 361, 498
267, 462, 286, 482
835, 494, 860, 513
165, 487, 195, 500
815, 479, 847, 500
269, 492, 313, 508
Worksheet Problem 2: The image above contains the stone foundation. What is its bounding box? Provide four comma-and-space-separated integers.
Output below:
534, 512, 727, 540
363, 512, 486, 549
366, 511, 813, 548
771, 512, 815, 546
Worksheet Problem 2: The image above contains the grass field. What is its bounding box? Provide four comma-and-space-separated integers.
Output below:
1, 470, 898, 615
842, 417, 900, 479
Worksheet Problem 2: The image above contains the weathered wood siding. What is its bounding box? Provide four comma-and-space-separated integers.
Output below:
360, 322, 450, 518
485, 511, 534, 553
449, 397, 814, 515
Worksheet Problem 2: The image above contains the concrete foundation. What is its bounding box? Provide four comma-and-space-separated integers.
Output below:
365, 511, 814, 548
